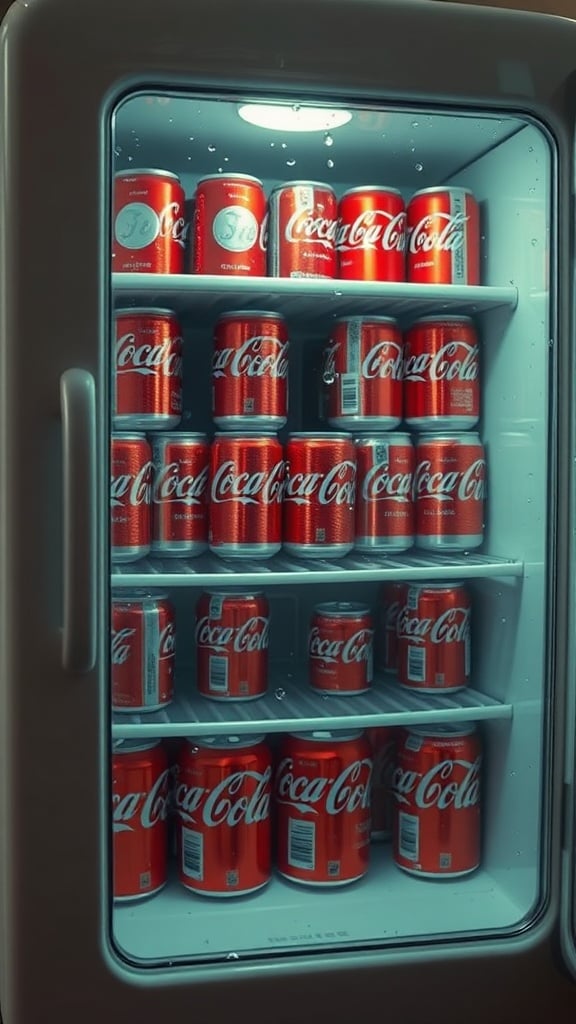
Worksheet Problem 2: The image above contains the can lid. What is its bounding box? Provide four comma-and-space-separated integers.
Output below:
406, 723, 476, 737
333, 316, 399, 326
205, 589, 264, 598
187, 734, 266, 748
111, 432, 148, 441
214, 431, 279, 439
270, 180, 335, 192
341, 185, 403, 198
314, 602, 371, 617
197, 172, 263, 186
113, 739, 162, 753
115, 168, 181, 182
216, 310, 286, 321
416, 432, 482, 443
288, 432, 352, 440
409, 186, 475, 199
289, 730, 363, 742
406, 582, 466, 592
353, 433, 412, 445
112, 590, 170, 601
115, 307, 179, 318
408, 315, 474, 327
151, 432, 208, 441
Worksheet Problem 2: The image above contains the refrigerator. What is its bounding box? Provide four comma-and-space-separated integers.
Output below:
2, 0, 576, 1020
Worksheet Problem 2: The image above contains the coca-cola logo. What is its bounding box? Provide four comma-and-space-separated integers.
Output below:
153, 462, 209, 506
114, 201, 187, 250
336, 209, 406, 252
382, 600, 401, 630
285, 208, 338, 249
275, 757, 372, 815
174, 766, 271, 827
212, 205, 262, 253
113, 767, 170, 831
407, 212, 468, 255
362, 462, 412, 504
111, 627, 135, 665
195, 615, 269, 653
158, 202, 187, 248
210, 459, 285, 505
308, 626, 373, 665
116, 332, 183, 378
284, 460, 356, 506
213, 336, 289, 380
159, 622, 176, 659
361, 341, 404, 381
391, 757, 481, 810
413, 457, 486, 503
111, 461, 153, 507
397, 604, 470, 644
404, 341, 478, 383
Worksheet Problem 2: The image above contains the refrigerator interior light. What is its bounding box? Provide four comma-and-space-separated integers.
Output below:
237, 103, 352, 132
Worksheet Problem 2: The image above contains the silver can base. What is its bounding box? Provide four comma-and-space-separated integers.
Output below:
210, 542, 281, 559
395, 862, 479, 879
310, 685, 371, 696
113, 414, 181, 430
278, 870, 366, 888
214, 415, 286, 431
181, 879, 270, 898
151, 542, 208, 557
328, 416, 401, 430
355, 536, 414, 552
112, 545, 150, 563
398, 683, 466, 694
405, 416, 479, 430
199, 691, 266, 702
283, 542, 353, 559
416, 534, 483, 551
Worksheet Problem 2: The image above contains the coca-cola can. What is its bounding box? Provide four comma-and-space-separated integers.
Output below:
209, 434, 285, 558
284, 433, 356, 558
323, 317, 403, 430
414, 433, 486, 550
113, 308, 183, 431
397, 583, 471, 692
367, 727, 396, 841
193, 174, 267, 276
354, 434, 414, 552
336, 187, 406, 281
268, 180, 337, 278
213, 311, 289, 430
407, 187, 480, 285
404, 317, 480, 429
174, 734, 272, 896
111, 434, 153, 562
275, 730, 372, 885
112, 739, 169, 900
392, 724, 481, 877
113, 169, 186, 274
377, 582, 407, 674
196, 591, 269, 701
151, 433, 210, 556
308, 602, 373, 694
111, 592, 175, 712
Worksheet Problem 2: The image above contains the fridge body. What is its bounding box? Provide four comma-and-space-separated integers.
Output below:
2, 0, 576, 1020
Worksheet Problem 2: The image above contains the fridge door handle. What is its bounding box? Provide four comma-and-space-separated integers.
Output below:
60, 368, 97, 673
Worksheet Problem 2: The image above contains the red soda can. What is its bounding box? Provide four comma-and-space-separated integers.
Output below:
196, 591, 269, 701
268, 181, 338, 278
404, 317, 480, 429
111, 435, 153, 562
308, 602, 373, 694
336, 187, 406, 281
113, 169, 186, 273
111, 592, 175, 711
113, 308, 183, 430
397, 582, 471, 692
275, 730, 372, 886
322, 317, 403, 430
377, 582, 407, 674
213, 311, 289, 430
209, 434, 285, 558
174, 735, 272, 896
151, 433, 210, 557
414, 433, 486, 550
284, 433, 356, 558
112, 739, 170, 900
354, 434, 414, 552
193, 174, 267, 276
407, 187, 480, 285
367, 727, 396, 841
392, 724, 481, 877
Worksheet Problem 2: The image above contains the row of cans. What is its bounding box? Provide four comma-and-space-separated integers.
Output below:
111, 432, 487, 563
111, 584, 471, 712
113, 308, 480, 434
113, 724, 482, 901
113, 170, 480, 285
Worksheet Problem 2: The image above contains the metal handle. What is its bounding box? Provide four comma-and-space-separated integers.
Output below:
60, 368, 97, 673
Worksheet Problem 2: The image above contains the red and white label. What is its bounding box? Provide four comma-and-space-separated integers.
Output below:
112, 743, 169, 899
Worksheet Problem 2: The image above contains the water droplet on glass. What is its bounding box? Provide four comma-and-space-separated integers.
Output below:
127, 155, 133, 162
218, 167, 223, 173
529, 146, 534, 152
189, 136, 195, 142
324, 132, 333, 147
286, 159, 296, 167
270, 142, 275, 148
411, 120, 419, 128
531, 238, 537, 246
292, 104, 301, 112
322, 371, 335, 385
321, 694, 330, 701
208, 143, 216, 153
333, 290, 343, 298
187, 155, 192, 161
224, 156, 229, 162
410, 146, 416, 153
501, 617, 507, 624
226, 952, 240, 961
274, 687, 286, 701
114, 146, 122, 157
326, 158, 334, 168
415, 162, 423, 172
281, 142, 288, 149
168, 118, 173, 124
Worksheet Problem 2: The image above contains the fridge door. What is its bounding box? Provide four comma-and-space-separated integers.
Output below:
2, 0, 576, 1020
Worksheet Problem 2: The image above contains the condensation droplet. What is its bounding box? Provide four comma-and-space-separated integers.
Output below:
501, 617, 507, 624
323, 370, 335, 385
218, 167, 223, 173
286, 159, 296, 167
224, 156, 229, 162
114, 146, 122, 157
168, 118, 174, 124
415, 162, 423, 172
326, 158, 334, 168
274, 687, 286, 701
187, 155, 192, 161
208, 143, 216, 152
292, 104, 301, 112
189, 136, 195, 141
324, 132, 334, 147
281, 142, 288, 149
529, 146, 534, 152
531, 238, 537, 246
270, 142, 275, 148
410, 146, 416, 153
127, 155, 133, 162
226, 952, 240, 961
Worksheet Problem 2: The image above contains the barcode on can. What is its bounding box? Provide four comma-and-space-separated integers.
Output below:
407, 645, 426, 682
209, 655, 229, 693
288, 818, 316, 870
209, 595, 224, 618
451, 190, 466, 284
407, 587, 419, 611
340, 374, 359, 414
399, 811, 419, 861
182, 827, 203, 880
439, 852, 452, 869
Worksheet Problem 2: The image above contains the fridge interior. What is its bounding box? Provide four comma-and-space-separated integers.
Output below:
110, 93, 552, 968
